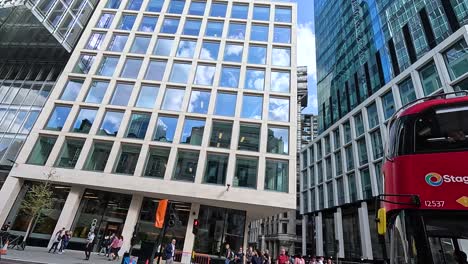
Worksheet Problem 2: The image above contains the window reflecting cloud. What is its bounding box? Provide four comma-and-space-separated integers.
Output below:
188, 90, 210, 114
245, 69, 265, 90
194, 65, 216, 86
272, 48, 291, 66
224, 44, 243, 62
269, 97, 289, 122
177, 40, 197, 58
199, 42, 220, 60
241, 95, 263, 119
220, 66, 240, 88
162, 88, 185, 111
270, 71, 290, 93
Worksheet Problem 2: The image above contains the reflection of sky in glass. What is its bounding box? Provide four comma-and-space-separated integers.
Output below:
85, 81, 109, 103
253, 6, 270, 21
220, 66, 240, 88
275, 7, 291, 22
99, 111, 124, 136
162, 88, 185, 111
268, 126, 289, 154
205, 21, 223, 37
111, 83, 133, 106
181, 119, 205, 145
73, 54, 95, 74
108, 34, 128, 52
228, 23, 246, 39
147, 0, 163, 12
121, 58, 142, 78
72, 108, 97, 133
145, 60, 166, 81
153, 38, 173, 56
231, 4, 248, 19
188, 90, 210, 114
136, 85, 159, 108
46, 106, 71, 130
210, 3, 227, 17
176, 40, 197, 58
61, 80, 83, 101
199, 42, 219, 60
161, 18, 180, 34
118, 14, 136, 30
194, 65, 216, 86
248, 46, 266, 64
86, 33, 105, 50
97, 56, 119, 76
215, 93, 236, 116
245, 69, 265, 90
189, 1, 206, 15
139, 16, 157, 32
170, 63, 191, 83
96, 13, 114, 28
251, 25, 269, 41
130, 36, 150, 53
127, 0, 143, 10
274, 26, 291, 43
154, 116, 178, 142
168, 0, 185, 13
183, 19, 202, 36
224, 44, 243, 62
272, 48, 291, 66
241, 95, 263, 119
270, 71, 290, 93
269, 97, 289, 122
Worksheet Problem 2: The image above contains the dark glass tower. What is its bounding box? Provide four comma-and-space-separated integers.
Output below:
315, 0, 468, 132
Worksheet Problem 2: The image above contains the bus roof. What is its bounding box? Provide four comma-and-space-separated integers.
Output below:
397, 94, 468, 118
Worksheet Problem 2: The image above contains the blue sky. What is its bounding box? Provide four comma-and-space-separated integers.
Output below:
276, 0, 317, 114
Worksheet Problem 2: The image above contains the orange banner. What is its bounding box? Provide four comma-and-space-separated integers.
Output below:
155, 199, 168, 228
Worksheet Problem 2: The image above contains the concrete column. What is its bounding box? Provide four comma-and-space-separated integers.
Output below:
315, 213, 323, 256
181, 203, 200, 264
0, 176, 23, 226
301, 216, 307, 256
47, 186, 85, 248
119, 194, 143, 255
334, 209, 344, 258
358, 202, 373, 260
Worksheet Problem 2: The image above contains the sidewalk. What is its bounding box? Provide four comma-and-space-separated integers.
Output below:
1, 246, 120, 264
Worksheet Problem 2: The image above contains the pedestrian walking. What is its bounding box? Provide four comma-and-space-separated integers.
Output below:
276, 248, 288, 264
251, 249, 263, 264
84, 231, 95, 261
263, 250, 271, 264
246, 246, 254, 264
224, 243, 234, 264
98, 232, 111, 255
108, 234, 123, 261
235, 247, 244, 264
164, 238, 176, 264
48, 227, 65, 254
58, 230, 71, 254
106, 233, 116, 257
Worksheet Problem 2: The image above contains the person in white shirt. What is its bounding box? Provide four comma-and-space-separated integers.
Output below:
165, 238, 176, 264
84, 231, 95, 261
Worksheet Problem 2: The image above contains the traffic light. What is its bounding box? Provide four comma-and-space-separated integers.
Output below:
192, 219, 200, 235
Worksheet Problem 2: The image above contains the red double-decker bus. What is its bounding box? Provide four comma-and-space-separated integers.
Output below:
379, 92, 468, 264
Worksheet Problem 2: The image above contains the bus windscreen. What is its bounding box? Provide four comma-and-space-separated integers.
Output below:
414, 105, 468, 153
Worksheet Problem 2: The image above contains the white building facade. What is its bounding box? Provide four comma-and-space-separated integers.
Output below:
0, 0, 298, 262
300, 27, 468, 261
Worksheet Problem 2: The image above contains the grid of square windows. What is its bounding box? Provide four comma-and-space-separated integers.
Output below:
32, 0, 296, 193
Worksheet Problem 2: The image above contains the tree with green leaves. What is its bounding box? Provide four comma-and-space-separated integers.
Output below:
19, 170, 57, 248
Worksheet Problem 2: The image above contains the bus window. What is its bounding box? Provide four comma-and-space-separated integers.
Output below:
415, 105, 468, 153
387, 119, 398, 159
424, 213, 468, 264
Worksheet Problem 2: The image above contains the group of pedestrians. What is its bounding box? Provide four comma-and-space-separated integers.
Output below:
225, 246, 334, 264
48, 227, 71, 254
87, 231, 124, 261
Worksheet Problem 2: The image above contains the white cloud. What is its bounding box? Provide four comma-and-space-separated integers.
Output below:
297, 22, 316, 79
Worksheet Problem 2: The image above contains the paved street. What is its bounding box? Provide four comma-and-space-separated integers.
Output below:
0, 246, 120, 264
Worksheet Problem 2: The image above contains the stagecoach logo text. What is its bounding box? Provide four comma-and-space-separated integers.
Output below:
425, 172, 468, 186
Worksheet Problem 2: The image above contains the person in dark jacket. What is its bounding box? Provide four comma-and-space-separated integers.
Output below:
251, 249, 264, 264
165, 238, 176, 264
